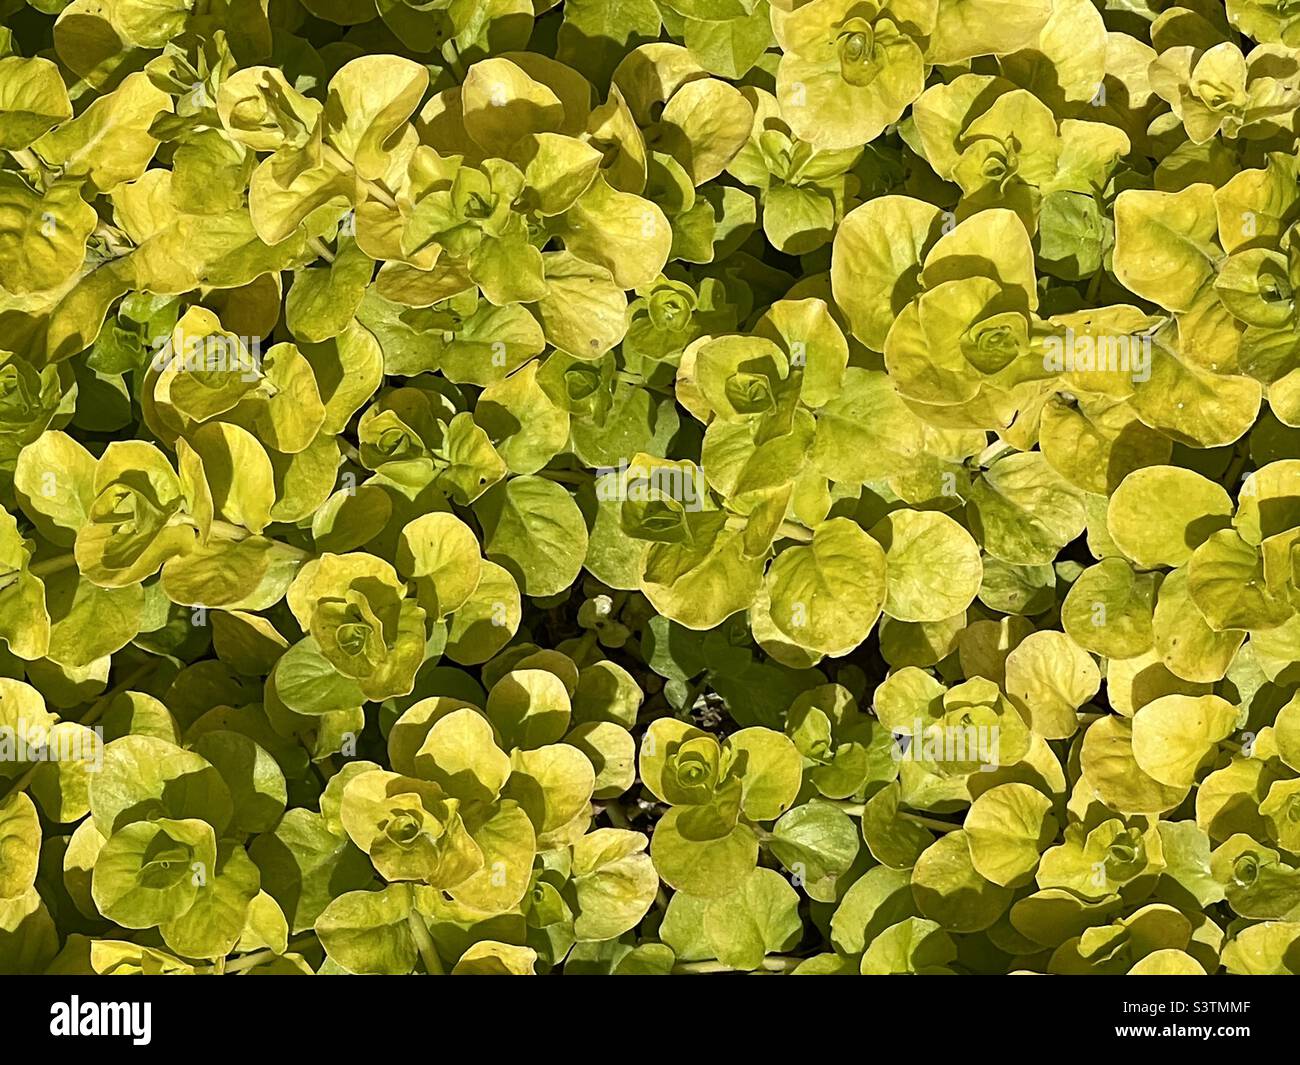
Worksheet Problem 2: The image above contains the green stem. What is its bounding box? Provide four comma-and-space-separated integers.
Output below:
323, 144, 399, 211
212, 935, 315, 974
825, 802, 959, 833
212, 951, 275, 974
174, 515, 261, 546
572, 629, 598, 661
976, 439, 1017, 469
1222, 443, 1252, 492
776, 520, 813, 543
2, 765, 39, 802
539, 469, 588, 486
308, 235, 336, 264
1085, 265, 1104, 304
8, 148, 38, 172
211, 518, 260, 540
81, 661, 159, 727
899, 812, 962, 834
672, 956, 804, 975
675, 674, 710, 716
28, 553, 78, 579
442, 39, 467, 82
0, 660, 156, 802
407, 909, 445, 975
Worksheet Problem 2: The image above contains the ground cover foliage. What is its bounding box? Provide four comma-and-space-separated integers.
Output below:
1, 0, 1300, 976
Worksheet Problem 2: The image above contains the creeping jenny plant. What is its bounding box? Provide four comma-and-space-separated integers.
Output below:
1, 0, 1300, 977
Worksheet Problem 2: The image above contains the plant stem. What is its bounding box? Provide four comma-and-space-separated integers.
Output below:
407, 910, 445, 975
672, 955, 804, 974
2, 765, 38, 802
322, 143, 400, 210
309, 236, 336, 264
1222, 443, 1252, 491
82, 661, 159, 727
1085, 265, 1104, 304
899, 812, 962, 834
442, 39, 467, 81
757, 799, 960, 834
28, 553, 78, 579
674, 674, 710, 718
213, 935, 316, 974
603, 801, 630, 829
571, 629, 598, 661
776, 520, 813, 543
976, 438, 1017, 469
173, 515, 256, 544
538, 468, 589, 486
213, 950, 276, 974
0, 660, 157, 803
8, 148, 38, 172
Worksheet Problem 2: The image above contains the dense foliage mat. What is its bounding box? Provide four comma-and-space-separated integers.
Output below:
1, 0, 1300, 976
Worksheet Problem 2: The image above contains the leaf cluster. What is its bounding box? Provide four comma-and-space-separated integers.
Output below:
2, 0, 1300, 977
